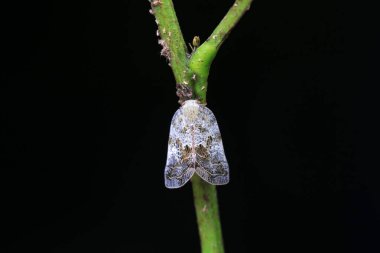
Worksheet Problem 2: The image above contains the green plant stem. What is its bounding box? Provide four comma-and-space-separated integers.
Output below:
189, 0, 253, 103
149, 0, 190, 84
150, 1, 253, 252
192, 175, 225, 253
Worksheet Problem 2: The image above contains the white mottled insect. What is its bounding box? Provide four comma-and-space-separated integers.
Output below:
164, 100, 229, 188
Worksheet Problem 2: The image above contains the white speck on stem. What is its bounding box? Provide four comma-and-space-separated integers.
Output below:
151, 0, 162, 7
158, 39, 170, 60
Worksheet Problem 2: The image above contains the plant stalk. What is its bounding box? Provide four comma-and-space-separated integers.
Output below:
189, 0, 253, 103
149, 1, 253, 252
149, 0, 190, 85
191, 175, 225, 253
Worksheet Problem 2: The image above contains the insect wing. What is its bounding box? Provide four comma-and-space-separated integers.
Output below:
164, 108, 195, 188
194, 106, 229, 185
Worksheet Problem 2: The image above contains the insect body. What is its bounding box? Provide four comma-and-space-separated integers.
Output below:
164, 100, 229, 188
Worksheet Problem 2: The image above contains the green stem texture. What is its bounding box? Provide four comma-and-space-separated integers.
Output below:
189, 0, 253, 103
149, 0, 190, 84
192, 175, 225, 253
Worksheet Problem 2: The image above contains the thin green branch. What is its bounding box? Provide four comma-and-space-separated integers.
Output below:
206, 0, 253, 50
192, 175, 225, 253
149, 0, 190, 84
189, 0, 253, 103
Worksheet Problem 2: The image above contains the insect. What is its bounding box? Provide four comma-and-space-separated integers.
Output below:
164, 100, 229, 188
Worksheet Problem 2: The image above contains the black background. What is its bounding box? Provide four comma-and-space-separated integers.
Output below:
1, 0, 378, 252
